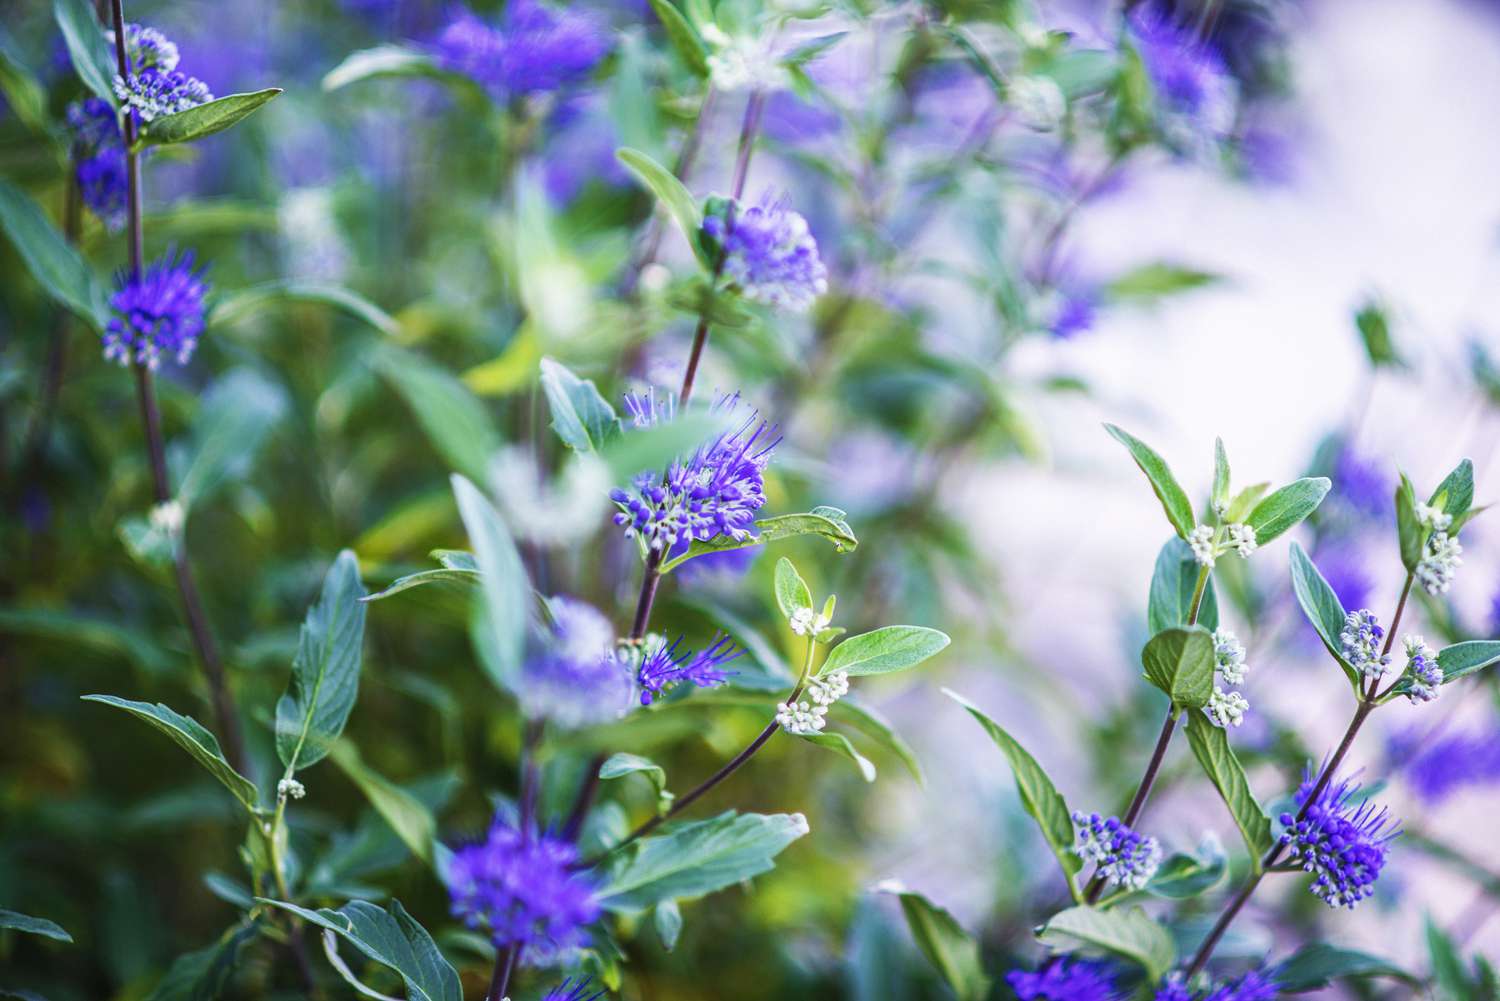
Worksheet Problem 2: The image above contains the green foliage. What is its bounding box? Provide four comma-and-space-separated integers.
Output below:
209, 280, 399, 334
774, 556, 814, 621
1104, 424, 1195, 539
1145, 849, 1226, 899
0, 910, 72, 943
600, 752, 674, 814
617, 147, 708, 266
539, 357, 622, 453
1183, 710, 1272, 862
882, 886, 990, 1001
0, 178, 107, 327
1354, 299, 1404, 369
259, 900, 461, 1001
1147, 538, 1218, 632
646, 0, 709, 77
798, 731, 877, 782
660, 509, 859, 572
322, 45, 441, 91
1140, 626, 1214, 710
327, 740, 441, 868
375, 347, 501, 484
1273, 942, 1418, 993
140, 89, 283, 147
1037, 905, 1175, 982
450, 475, 530, 693
820, 626, 950, 677
53, 0, 115, 106
1288, 542, 1360, 690
1244, 477, 1330, 545
142, 922, 260, 1001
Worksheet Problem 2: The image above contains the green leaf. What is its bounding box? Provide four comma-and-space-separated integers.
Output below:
880, 886, 990, 1001
646, 0, 708, 76
659, 510, 858, 573
81, 695, 258, 812
1224, 481, 1270, 523
1105, 262, 1219, 301
1104, 424, 1195, 539
1147, 538, 1217, 633
1145, 850, 1226, 899
0, 37, 49, 134
258, 900, 461, 1001
275, 550, 367, 774
210, 280, 399, 335
328, 740, 439, 868
0, 910, 71, 943
375, 346, 500, 484
1038, 905, 1175, 983
596, 811, 809, 914
774, 557, 813, 621
1140, 627, 1214, 709
1354, 299, 1404, 369
362, 551, 481, 606
1273, 942, 1418, 992
943, 688, 1081, 888
1245, 477, 1331, 545
616, 147, 706, 267
833, 697, 923, 783
178, 369, 290, 511
1437, 641, 1500, 685
143, 921, 259, 1001
322, 44, 440, 91
1212, 438, 1231, 512
54, 0, 115, 105
1430, 459, 1475, 519
451, 475, 529, 693
1183, 710, 1272, 862
141, 89, 282, 146
798, 731, 876, 782
600, 752, 672, 813
1425, 917, 1472, 1001
1396, 473, 1423, 571
653, 899, 683, 951
1288, 542, 1359, 690
821, 626, 949, 678
538, 357, 621, 453
0, 607, 171, 676
0, 178, 107, 328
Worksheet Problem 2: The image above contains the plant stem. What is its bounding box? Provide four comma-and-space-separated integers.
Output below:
108, 0, 249, 778
488, 945, 518, 1001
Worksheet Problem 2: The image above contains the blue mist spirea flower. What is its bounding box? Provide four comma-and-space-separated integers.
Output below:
702, 194, 828, 312
433, 0, 610, 99
1339, 609, 1390, 678
1278, 767, 1399, 909
1127, 5, 1236, 149
1401, 634, 1442, 703
523, 596, 631, 728
1072, 811, 1162, 889
104, 250, 210, 369
1206, 969, 1281, 1001
1415, 530, 1462, 596
1007, 958, 1122, 1000
611, 390, 779, 553
636, 634, 740, 705
121, 23, 180, 71
446, 817, 600, 963
114, 65, 214, 121
66, 98, 128, 230
1154, 979, 1195, 1001
544, 976, 605, 1001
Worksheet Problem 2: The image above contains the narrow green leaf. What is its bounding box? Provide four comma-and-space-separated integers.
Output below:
258, 900, 461, 1001
1273, 942, 1419, 992
1224, 481, 1270, 523
210, 280, 399, 335
1429, 459, 1475, 518
616, 147, 706, 266
653, 899, 683, 951
0, 910, 71, 943
821, 626, 949, 678
178, 368, 290, 511
328, 740, 438, 868
646, 0, 708, 76
275, 550, 367, 774
54, 0, 115, 105
1183, 710, 1272, 862
1354, 299, 1404, 369
1141, 627, 1215, 709
141, 89, 282, 146
322, 44, 440, 91
798, 731, 876, 782
1104, 424, 1195, 539
538, 357, 621, 453
1245, 477, 1331, 545
0, 178, 107, 328
81, 695, 258, 812
376, 347, 500, 484
1437, 641, 1500, 685
774, 557, 813, 621
600, 752, 671, 813
1396, 473, 1422, 571
880, 885, 990, 1001
451, 475, 529, 693
0, 37, 49, 134
833, 697, 923, 783
143, 921, 259, 1001
1425, 917, 1471, 1001
1288, 542, 1358, 690
659, 510, 858, 573
1146, 538, 1217, 633
1038, 905, 1175, 982
362, 563, 481, 605
1212, 438, 1231, 512
1105, 262, 1219, 301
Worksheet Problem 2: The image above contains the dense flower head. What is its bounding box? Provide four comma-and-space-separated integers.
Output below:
121, 23, 180, 71
1225, 522, 1257, 558
1205, 969, 1281, 1001
104, 250, 210, 369
1127, 5, 1236, 148
66, 98, 128, 230
433, 0, 610, 99
1207, 686, 1249, 728
1072, 811, 1161, 889
522, 596, 631, 727
1401, 634, 1442, 703
611, 391, 779, 553
446, 817, 600, 963
114, 65, 213, 121
1415, 530, 1462, 595
1007, 958, 1121, 1000
1279, 768, 1399, 909
1339, 609, 1390, 678
1188, 524, 1216, 566
806, 670, 849, 707
702, 194, 828, 312
544, 977, 605, 1001
635, 634, 740, 705
1212, 628, 1247, 685
775, 699, 826, 735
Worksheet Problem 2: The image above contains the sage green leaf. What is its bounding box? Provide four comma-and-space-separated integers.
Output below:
323, 44, 439, 91
879, 885, 989, 1001
1224, 481, 1270, 523
0, 37, 49, 134
0, 910, 71, 943
178, 369, 290, 511
1273, 942, 1419, 992
81, 695, 258, 812
774, 557, 813, 621
1038, 905, 1175, 982
1183, 710, 1272, 862
143, 921, 259, 1001
599, 410, 716, 485
1437, 641, 1500, 684
1104, 424, 1195, 539
1429, 458, 1475, 518
54, 0, 115, 105
943, 688, 1081, 884
616, 147, 706, 267
0, 178, 107, 328
141, 89, 282, 146
1425, 917, 1472, 1000
596, 811, 809, 914
1245, 477, 1331, 545
1140, 627, 1215, 709
376, 346, 500, 484
1354, 300, 1404, 369
833, 697, 923, 782
539, 357, 621, 453
1396, 474, 1422, 571
1147, 538, 1217, 633
0, 607, 171, 676
362, 552, 481, 605
328, 740, 438, 868
1288, 542, 1359, 690
1105, 262, 1219, 301
798, 731, 876, 782
653, 899, 683, 951
646, 0, 708, 76
210, 280, 399, 335
258, 900, 460, 1001
600, 753, 672, 813
1145, 850, 1226, 899
659, 510, 859, 573
1212, 438, 1231, 511
275, 550, 367, 774
452, 475, 529, 693
821, 626, 949, 678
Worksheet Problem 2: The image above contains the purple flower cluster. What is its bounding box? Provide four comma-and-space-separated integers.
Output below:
611, 391, 779, 554
433, 0, 611, 100
1072, 811, 1162, 889
636, 634, 740, 705
702, 194, 828, 312
1156, 970, 1280, 1001
1394, 726, 1500, 805
111, 24, 212, 122
66, 98, 127, 230
446, 817, 600, 963
1332, 445, 1391, 520
1007, 958, 1120, 1000
103, 250, 210, 369
1127, 6, 1236, 148
544, 977, 605, 1001
1278, 768, 1398, 909
523, 596, 631, 728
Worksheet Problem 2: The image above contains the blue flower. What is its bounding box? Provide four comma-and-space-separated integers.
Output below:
66, 98, 128, 230
1127, 5, 1236, 149
1206, 969, 1281, 1001
114, 65, 213, 121
636, 634, 740, 705
446, 817, 600, 964
120, 23, 180, 71
673, 545, 757, 587
1332, 445, 1391, 520
1073, 811, 1162, 889
544, 976, 606, 1001
104, 250, 210, 369
1050, 288, 1098, 339
1309, 542, 1373, 615
1393, 726, 1500, 806
611, 391, 779, 553
433, 0, 610, 100
1154, 981, 1195, 1001
1338, 608, 1390, 679
1007, 958, 1121, 1000
702, 194, 828, 312
1278, 768, 1398, 909
523, 596, 631, 728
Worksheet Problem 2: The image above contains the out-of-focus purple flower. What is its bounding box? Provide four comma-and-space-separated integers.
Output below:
1050, 288, 1098, 339
1206, 970, 1281, 1001
1490, 584, 1500, 635
446, 816, 600, 963
104, 250, 209, 369
702, 194, 828, 312
1309, 541, 1373, 615
433, 0, 611, 100
673, 545, 757, 587
544, 977, 605, 1001
523, 596, 631, 727
66, 98, 128, 230
1393, 726, 1500, 806
762, 89, 842, 145
1332, 446, 1391, 520
542, 102, 629, 203
1127, 6, 1236, 148
1007, 958, 1122, 1000
1279, 767, 1398, 909
636, 634, 740, 705
1073, 811, 1162, 889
